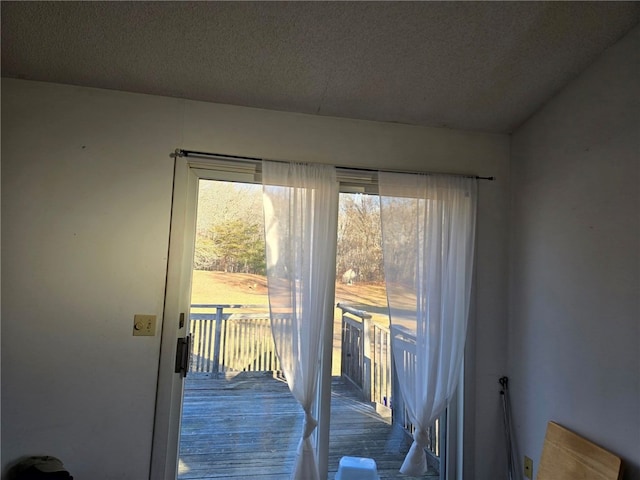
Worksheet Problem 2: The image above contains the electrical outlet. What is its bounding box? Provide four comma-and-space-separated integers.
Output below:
133, 314, 156, 336
524, 456, 533, 479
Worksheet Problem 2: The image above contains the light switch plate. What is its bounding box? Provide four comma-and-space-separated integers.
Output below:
524, 456, 533, 479
133, 314, 156, 336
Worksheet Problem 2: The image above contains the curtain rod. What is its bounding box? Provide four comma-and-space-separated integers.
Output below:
170, 149, 495, 181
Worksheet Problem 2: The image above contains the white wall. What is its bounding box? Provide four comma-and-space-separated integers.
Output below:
509, 25, 640, 479
1, 78, 509, 479
1, 83, 182, 479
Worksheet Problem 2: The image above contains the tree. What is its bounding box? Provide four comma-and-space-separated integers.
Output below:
210, 220, 265, 273
336, 193, 384, 283
194, 180, 265, 274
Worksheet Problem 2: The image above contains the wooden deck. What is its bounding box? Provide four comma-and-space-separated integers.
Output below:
179, 373, 439, 479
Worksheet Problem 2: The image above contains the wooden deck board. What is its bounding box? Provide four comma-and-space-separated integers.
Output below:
178, 373, 438, 479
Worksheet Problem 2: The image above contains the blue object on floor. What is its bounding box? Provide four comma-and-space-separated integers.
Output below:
335, 456, 380, 480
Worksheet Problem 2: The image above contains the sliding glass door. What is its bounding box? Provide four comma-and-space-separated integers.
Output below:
330, 192, 444, 478
153, 156, 465, 480
178, 178, 302, 479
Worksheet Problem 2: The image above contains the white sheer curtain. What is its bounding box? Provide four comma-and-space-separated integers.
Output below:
379, 172, 477, 476
262, 160, 339, 480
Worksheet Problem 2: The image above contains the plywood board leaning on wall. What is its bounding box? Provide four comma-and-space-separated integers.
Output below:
537, 421, 622, 480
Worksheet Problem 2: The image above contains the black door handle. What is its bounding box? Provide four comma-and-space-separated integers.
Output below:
175, 334, 191, 378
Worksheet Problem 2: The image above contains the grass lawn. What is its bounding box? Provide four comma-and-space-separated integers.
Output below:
191, 270, 389, 318
191, 271, 269, 305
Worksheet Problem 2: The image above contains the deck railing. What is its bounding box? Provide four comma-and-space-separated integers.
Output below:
337, 303, 443, 465
339, 304, 393, 408
189, 304, 280, 374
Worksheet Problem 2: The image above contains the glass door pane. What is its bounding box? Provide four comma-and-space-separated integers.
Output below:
329, 192, 442, 479
178, 179, 301, 479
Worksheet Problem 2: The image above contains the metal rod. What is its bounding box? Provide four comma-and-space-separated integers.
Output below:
173, 149, 262, 162
172, 148, 495, 181
500, 376, 519, 480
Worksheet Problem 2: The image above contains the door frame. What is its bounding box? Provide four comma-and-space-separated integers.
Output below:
151, 157, 199, 480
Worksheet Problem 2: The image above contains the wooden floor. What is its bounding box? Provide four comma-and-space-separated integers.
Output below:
179, 373, 439, 479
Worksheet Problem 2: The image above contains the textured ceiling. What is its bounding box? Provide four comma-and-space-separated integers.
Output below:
2, 1, 639, 133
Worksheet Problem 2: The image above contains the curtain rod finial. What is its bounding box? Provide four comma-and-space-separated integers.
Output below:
170, 148, 186, 159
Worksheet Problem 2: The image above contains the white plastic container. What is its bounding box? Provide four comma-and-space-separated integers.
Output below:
335, 456, 380, 480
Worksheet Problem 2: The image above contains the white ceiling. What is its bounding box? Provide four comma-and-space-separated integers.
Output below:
2, 1, 639, 133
